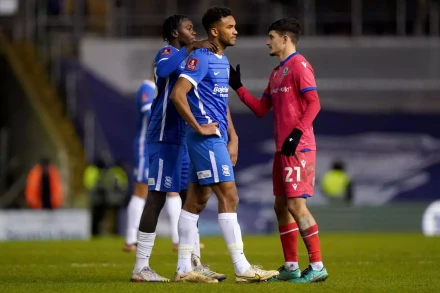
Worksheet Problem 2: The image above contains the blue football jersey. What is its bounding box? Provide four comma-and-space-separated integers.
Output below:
148, 45, 187, 145
134, 80, 154, 157
179, 49, 230, 141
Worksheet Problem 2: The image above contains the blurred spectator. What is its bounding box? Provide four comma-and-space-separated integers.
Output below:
320, 160, 353, 205
84, 158, 128, 235
84, 158, 108, 235
25, 157, 63, 209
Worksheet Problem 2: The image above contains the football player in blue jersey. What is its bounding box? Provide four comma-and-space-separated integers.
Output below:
123, 72, 155, 253
130, 15, 225, 283
170, 7, 279, 283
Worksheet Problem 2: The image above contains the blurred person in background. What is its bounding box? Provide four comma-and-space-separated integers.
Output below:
130, 14, 223, 283
25, 157, 63, 209
229, 18, 328, 283
84, 158, 108, 236
320, 160, 353, 205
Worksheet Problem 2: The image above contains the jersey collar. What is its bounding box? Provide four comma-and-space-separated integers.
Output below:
280, 52, 299, 66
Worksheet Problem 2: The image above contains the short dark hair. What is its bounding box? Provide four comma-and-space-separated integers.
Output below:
162, 14, 188, 42
268, 18, 301, 44
202, 7, 232, 33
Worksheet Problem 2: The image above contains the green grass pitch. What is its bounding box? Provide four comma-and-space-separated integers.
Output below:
1, 233, 439, 292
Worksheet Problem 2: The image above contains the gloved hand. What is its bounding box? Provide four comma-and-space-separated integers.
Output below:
281, 128, 303, 156
229, 64, 243, 91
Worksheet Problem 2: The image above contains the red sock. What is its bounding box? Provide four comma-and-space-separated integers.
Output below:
300, 224, 322, 263
279, 222, 298, 262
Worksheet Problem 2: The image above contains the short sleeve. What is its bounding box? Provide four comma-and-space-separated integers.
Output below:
154, 46, 179, 66
179, 49, 209, 87
294, 60, 317, 94
137, 81, 155, 113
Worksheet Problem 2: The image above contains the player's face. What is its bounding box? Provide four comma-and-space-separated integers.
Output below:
266, 30, 285, 56
177, 19, 197, 46
215, 16, 238, 47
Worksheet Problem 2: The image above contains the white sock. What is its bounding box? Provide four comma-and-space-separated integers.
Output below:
176, 210, 198, 274
285, 262, 299, 271
218, 213, 251, 275
133, 231, 155, 273
310, 262, 324, 271
165, 195, 182, 245
125, 195, 146, 245
191, 228, 201, 267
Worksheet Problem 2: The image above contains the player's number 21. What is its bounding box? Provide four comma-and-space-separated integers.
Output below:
284, 166, 300, 182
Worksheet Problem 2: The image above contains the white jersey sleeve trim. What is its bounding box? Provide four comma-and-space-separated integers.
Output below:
141, 103, 152, 113
179, 74, 197, 88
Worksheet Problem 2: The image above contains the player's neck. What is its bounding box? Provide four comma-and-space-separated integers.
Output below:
168, 40, 182, 50
210, 38, 225, 55
278, 48, 297, 63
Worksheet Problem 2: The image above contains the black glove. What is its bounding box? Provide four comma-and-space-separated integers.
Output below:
281, 128, 303, 156
229, 64, 243, 91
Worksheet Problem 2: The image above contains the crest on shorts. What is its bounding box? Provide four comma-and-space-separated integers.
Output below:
282, 67, 289, 75
186, 58, 199, 71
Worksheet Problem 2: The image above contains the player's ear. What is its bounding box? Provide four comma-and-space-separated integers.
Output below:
171, 30, 178, 39
210, 27, 219, 37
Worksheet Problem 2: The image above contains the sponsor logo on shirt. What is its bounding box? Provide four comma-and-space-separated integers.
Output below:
213, 84, 229, 97
186, 58, 199, 71
271, 86, 291, 94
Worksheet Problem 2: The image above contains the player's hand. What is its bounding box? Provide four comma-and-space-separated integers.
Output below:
281, 128, 303, 156
227, 138, 238, 166
229, 64, 243, 91
198, 122, 220, 136
191, 40, 218, 53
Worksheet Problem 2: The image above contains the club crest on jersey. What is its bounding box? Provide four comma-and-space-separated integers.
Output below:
282, 67, 289, 75
141, 92, 149, 102
161, 48, 171, 55
186, 58, 199, 71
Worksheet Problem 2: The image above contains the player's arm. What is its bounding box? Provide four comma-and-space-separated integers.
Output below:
156, 42, 217, 78
227, 105, 239, 166
171, 51, 219, 136
155, 47, 189, 78
281, 62, 321, 156
137, 83, 154, 118
229, 64, 272, 117
170, 78, 202, 132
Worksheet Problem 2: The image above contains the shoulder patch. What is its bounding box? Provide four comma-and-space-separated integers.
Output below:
161, 48, 171, 55
141, 92, 149, 102
186, 58, 199, 71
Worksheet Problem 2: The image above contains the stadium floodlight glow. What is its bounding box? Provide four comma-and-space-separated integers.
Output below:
0, 0, 18, 15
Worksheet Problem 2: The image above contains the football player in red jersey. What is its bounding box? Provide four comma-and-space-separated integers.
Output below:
229, 18, 328, 283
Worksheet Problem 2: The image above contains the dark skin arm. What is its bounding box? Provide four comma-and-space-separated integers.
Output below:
170, 77, 219, 136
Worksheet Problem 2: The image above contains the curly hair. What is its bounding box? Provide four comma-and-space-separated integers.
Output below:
201, 7, 232, 33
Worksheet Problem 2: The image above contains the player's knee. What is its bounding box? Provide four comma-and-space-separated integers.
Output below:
287, 198, 308, 218
182, 192, 207, 215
